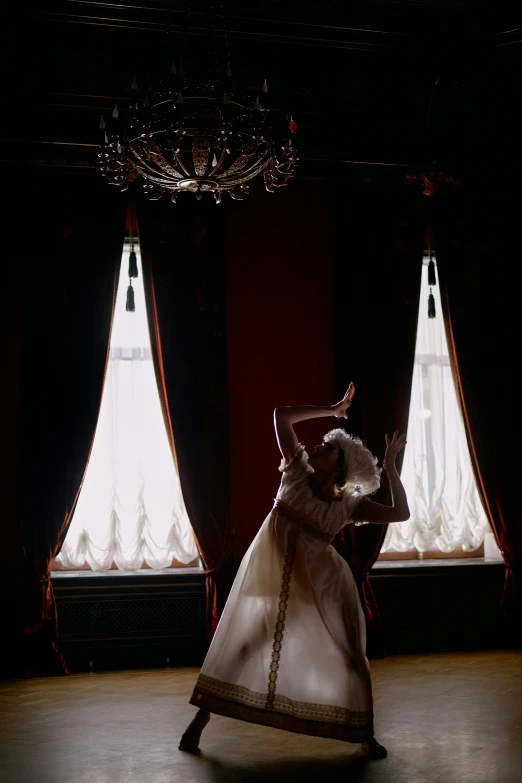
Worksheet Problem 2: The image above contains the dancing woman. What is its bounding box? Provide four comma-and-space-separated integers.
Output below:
180, 382, 409, 759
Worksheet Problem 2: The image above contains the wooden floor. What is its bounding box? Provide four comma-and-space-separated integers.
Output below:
1, 651, 521, 783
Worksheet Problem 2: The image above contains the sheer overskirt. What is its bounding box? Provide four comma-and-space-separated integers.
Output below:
190, 448, 374, 743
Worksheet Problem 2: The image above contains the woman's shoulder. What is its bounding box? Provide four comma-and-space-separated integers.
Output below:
341, 489, 368, 523
279, 443, 307, 473
278, 443, 313, 478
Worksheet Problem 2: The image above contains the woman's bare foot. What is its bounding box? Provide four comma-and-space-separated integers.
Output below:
361, 737, 388, 759
178, 709, 211, 752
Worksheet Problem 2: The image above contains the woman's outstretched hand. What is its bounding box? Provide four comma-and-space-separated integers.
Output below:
384, 430, 407, 468
332, 382, 355, 419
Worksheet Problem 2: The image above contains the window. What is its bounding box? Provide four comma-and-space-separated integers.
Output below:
55, 240, 199, 571
380, 253, 496, 560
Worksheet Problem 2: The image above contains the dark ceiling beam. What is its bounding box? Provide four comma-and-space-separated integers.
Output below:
34, 14, 417, 53
492, 26, 522, 46
30, 0, 522, 43
32, 10, 522, 53
33, 0, 454, 37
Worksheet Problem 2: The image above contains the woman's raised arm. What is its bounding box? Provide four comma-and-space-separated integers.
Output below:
356, 431, 410, 524
274, 383, 356, 462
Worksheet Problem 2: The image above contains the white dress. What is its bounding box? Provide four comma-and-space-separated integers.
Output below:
190, 444, 374, 743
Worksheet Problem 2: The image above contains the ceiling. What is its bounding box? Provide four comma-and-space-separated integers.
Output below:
3, 1, 521, 190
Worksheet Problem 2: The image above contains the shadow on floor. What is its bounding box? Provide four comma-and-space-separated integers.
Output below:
185, 751, 372, 782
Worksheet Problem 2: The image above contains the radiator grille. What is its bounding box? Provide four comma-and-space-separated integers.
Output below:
58, 597, 202, 639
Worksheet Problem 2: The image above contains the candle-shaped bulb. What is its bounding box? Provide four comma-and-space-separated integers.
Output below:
254, 95, 262, 111
131, 76, 138, 90
177, 90, 184, 105
262, 79, 268, 93
112, 104, 119, 119
170, 62, 177, 76
212, 153, 218, 167
99, 114, 105, 129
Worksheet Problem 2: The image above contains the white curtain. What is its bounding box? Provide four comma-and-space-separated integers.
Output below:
57, 243, 199, 570
381, 256, 488, 555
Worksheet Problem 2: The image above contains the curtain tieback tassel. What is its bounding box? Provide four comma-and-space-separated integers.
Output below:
428, 288, 436, 319
428, 258, 436, 287
128, 248, 138, 278
126, 281, 135, 312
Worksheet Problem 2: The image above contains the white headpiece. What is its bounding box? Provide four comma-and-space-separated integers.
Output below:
323, 428, 381, 496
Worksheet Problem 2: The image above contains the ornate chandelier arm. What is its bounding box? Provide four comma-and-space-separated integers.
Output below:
130, 145, 183, 184
209, 145, 228, 176
139, 144, 184, 179
193, 136, 211, 176
218, 158, 272, 187
174, 151, 192, 177
220, 143, 272, 180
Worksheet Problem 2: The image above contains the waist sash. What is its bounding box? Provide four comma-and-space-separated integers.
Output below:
273, 499, 333, 545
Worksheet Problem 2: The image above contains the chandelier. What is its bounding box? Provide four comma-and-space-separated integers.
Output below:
99, 3, 298, 203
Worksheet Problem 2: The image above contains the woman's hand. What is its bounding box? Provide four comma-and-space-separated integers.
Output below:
384, 430, 407, 468
332, 382, 355, 419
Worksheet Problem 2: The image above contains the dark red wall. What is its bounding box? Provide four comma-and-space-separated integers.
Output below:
224, 181, 338, 561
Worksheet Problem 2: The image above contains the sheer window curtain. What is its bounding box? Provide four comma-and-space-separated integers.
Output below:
382, 255, 489, 555
57, 241, 199, 570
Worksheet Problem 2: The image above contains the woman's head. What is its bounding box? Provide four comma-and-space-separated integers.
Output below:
309, 429, 381, 495
308, 439, 347, 487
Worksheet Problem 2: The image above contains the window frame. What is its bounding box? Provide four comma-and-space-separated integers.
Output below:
53, 236, 200, 574
378, 250, 492, 563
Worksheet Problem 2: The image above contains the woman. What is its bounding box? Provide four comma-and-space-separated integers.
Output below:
180, 382, 409, 759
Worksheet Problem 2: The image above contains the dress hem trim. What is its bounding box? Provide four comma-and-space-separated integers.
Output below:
190, 685, 373, 744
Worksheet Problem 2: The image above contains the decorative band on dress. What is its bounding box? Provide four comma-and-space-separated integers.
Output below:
190, 673, 373, 744
273, 499, 334, 544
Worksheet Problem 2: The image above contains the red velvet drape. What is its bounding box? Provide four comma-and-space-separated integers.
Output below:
136, 194, 234, 640
434, 197, 521, 636
11, 173, 126, 676
332, 193, 425, 655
